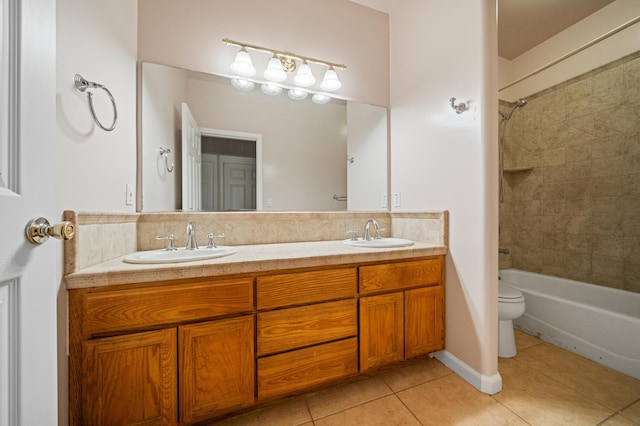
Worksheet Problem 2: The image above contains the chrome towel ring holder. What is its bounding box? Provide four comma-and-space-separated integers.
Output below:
74, 73, 118, 131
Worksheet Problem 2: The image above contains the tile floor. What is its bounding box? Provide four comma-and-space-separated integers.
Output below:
213, 331, 640, 425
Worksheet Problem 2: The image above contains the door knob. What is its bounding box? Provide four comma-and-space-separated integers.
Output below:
25, 217, 75, 245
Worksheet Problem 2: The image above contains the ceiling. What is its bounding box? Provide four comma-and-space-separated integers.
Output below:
350, 0, 616, 60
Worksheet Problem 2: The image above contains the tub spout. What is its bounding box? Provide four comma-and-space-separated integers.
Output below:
499, 247, 510, 255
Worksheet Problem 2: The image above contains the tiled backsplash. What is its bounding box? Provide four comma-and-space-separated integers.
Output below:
499, 51, 640, 293
64, 210, 448, 275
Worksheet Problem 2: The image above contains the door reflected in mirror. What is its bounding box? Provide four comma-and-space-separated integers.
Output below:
139, 62, 388, 212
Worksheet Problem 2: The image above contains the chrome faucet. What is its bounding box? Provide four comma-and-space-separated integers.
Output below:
363, 219, 380, 241
186, 222, 198, 250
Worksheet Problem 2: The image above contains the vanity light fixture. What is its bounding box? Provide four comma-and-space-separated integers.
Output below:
288, 88, 309, 101
311, 93, 331, 104
223, 38, 345, 102
263, 55, 287, 83
261, 83, 283, 96
320, 67, 342, 91
293, 61, 316, 87
229, 47, 256, 77
231, 78, 255, 91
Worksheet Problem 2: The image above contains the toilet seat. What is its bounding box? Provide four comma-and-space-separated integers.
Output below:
498, 284, 524, 303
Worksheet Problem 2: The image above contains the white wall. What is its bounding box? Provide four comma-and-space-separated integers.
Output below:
499, 0, 640, 101
56, 0, 138, 213
137, 0, 389, 107
389, 0, 500, 392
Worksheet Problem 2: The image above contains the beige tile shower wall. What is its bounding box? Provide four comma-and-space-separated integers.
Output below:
499, 52, 640, 293
65, 210, 447, 273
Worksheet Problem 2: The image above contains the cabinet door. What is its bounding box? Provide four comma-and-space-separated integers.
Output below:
359, 292, 404, 371
179, 315, 255, 424
405, 286, 445, 358
82, 329, 177, 426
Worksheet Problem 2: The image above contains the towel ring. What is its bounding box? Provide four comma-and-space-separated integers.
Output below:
74, 73, 118, 131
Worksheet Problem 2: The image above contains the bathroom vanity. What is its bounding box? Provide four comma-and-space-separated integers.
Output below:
64, 211, 447, 425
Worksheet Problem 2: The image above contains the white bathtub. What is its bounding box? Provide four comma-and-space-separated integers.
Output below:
499, 268, 640, 380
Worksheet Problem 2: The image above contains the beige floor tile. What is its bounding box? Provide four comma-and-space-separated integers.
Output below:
496, 357, 614, 425
314, 395, 420, 426
379, 357, 452, 392
214, 397, 311, 426
620, 399, 640, 424
306, 376, 392, 419
598, 413, 639, 425
398, 373, 527, 425
514, 329, 542, 351
515, 343, 640, 411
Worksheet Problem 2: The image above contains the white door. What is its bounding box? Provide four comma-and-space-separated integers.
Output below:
201, 153, 218, 210
220, 156, 256, 210
0, 0, 58, 424
181, 102, 202, 211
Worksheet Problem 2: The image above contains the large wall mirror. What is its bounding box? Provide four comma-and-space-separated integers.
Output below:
139, 62, 388, 212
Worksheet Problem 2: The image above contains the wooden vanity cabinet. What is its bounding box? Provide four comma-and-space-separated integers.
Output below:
69, 277, 254, 426
69, 256, 445, 425
359, 257, 444, 371
256, 268, 359, 400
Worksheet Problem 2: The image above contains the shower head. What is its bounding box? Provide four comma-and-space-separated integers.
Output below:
501, 98, 527, 121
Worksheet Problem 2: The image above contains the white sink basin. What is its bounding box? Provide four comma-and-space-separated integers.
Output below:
342, 238, 414, 248
123, 246, 238, 264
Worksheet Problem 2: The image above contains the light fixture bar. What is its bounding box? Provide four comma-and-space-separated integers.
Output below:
223, 38, 347, 70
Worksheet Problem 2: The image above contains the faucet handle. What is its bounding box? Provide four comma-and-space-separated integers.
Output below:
374, 228, 385, 239
346, 229, 359, 241
207, 232, 225, 248
156, 234, 177, 251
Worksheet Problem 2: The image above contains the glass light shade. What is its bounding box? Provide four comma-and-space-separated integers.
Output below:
230, 49, 256, 77
293, 62, 316, 87
312, 94, 331, 104
288, 88, 308, 101
231, 78, 255, 91
263, 57, 287, 82
320, 68, 342, 91
261, 83, 282, 96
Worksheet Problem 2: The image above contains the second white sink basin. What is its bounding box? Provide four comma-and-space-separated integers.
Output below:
123, 246, 238, 264
343, 238, 414, 248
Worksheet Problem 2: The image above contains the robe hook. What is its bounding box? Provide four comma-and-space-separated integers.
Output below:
159, 147, 174, 173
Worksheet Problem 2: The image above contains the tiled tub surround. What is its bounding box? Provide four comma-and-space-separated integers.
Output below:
63, 210, 448, 288
499, 51, 640, 293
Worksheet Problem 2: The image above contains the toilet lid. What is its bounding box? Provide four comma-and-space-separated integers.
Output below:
499, 284, 524, 302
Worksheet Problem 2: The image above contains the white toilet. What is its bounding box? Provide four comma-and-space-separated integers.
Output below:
498, 283, 525, 358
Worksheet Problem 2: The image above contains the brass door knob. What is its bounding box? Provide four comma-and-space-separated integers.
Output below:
25, 217, 75, 245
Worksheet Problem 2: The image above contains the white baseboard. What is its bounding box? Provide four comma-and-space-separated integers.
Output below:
434, 350, 502, 395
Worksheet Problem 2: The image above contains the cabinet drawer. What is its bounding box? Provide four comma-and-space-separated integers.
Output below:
257, 299, 357, 356
359, 257, 443, 294
257, 268, 357, 309
257, 338, 358, 400
83, 278, 253, 335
